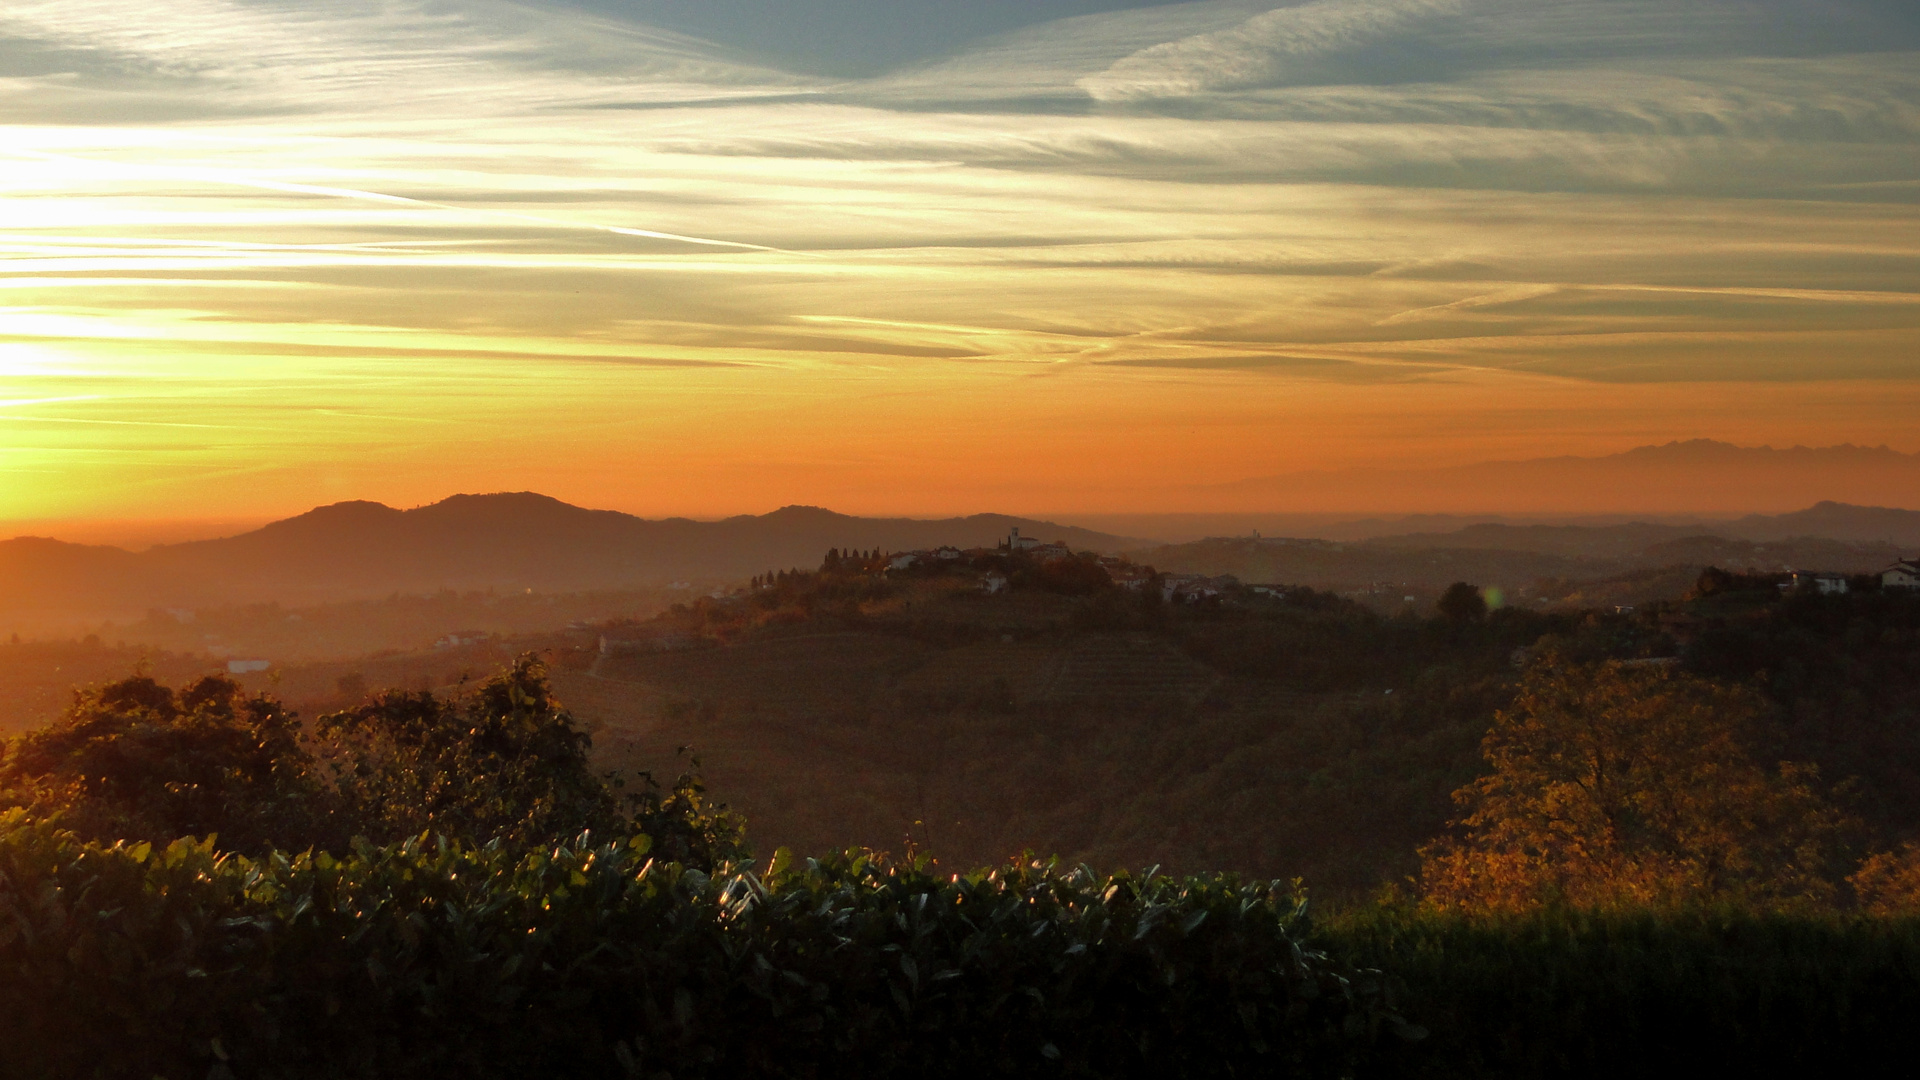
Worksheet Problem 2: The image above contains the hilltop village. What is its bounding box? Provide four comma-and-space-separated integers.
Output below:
595, 525, 1920, 658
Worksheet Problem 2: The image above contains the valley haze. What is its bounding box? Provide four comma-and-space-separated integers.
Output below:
6, 436, 1918, 643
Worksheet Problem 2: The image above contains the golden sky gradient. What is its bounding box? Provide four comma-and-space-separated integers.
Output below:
2, 0, 1917, 526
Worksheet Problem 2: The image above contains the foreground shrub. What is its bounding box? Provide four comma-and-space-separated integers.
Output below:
1317, 902, 1920, 1079
0, 812, 1411, 1080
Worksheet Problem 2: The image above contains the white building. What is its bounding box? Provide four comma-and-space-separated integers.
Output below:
1791, 571, 1850, 595
1883, 559, 1920, 590
1007, 526, 1042, 552
980, 573, 1009, 595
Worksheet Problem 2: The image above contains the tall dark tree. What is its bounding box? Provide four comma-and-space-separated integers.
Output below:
1437, 581, 1489, 623
0, 656, 747, 866
0, 673, 328, 852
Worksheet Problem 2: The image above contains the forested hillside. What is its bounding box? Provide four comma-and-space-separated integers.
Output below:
559, 553, 1920, 899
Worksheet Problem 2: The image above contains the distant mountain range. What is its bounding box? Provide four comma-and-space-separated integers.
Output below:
1211, 440, 1920, 514
1131, 498, 1920, 610
0, 494, 1141, 623
1364, 502, 1920, 556
5, 478, 1918, 635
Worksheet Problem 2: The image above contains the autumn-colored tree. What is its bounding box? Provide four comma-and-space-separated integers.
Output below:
1421, 660, 1851, 911
1849, 844, 1920, 914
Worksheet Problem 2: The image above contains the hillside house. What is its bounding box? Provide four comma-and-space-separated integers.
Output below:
889, 552, 922, 571
980, 572, 1009, 595
935, 546, 963, 560
1884, 559, 1920, 590
1791, 571, 1850, 595
1109, 566, 1156, 591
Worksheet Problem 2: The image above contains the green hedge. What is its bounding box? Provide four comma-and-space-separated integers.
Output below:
1316, 904, 1920, 1079
0, 811, 1408, 1080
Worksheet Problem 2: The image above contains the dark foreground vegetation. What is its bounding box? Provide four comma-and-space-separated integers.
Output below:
0, 661, 1410, 1079
0, 815, 1408, 1080
7, 554, 1920, 1077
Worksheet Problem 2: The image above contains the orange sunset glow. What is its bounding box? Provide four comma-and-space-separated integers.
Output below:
2, 0, 1917, 528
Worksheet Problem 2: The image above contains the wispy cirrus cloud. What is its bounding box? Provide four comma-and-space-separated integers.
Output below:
1080, 0, 1466, 101
0, 0, 1917, 520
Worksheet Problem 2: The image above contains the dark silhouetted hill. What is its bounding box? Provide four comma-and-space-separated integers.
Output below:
0, 494, 1142, 620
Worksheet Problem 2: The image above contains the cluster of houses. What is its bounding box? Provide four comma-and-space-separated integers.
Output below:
1780, 558, 1920, 596
882, 527, 1198, 598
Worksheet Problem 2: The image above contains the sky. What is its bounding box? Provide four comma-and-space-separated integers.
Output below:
1, 0, 1917, 527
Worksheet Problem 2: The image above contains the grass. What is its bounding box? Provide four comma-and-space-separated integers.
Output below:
1314, 903, 1920, 1079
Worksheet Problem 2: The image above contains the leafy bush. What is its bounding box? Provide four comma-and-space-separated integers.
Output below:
0, 813, 1410, 1080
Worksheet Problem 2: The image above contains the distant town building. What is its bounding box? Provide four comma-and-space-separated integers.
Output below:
935, 546, 963, 560
434, 630, 490, 649
599, 627, 694, 655
1006, 527, 1042, 552
980, 573, 1010, 595
1883, 559, 1920, 590
227, 659, 270, 674
1030, 541, 1074, 563
1162, 574, 1234, 603
889, 552, 922, 570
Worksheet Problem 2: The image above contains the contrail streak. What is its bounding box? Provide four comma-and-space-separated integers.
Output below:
5, 148, 796, 255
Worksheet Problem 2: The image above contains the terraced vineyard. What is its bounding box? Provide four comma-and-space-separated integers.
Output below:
1039, 632, 1219, 707
597, 632, 930, 721
894, 639, 1064, 706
